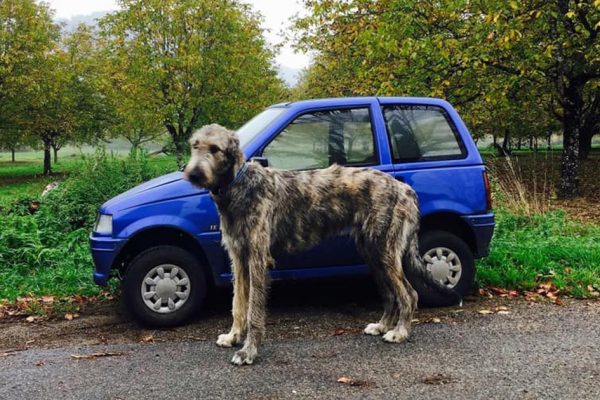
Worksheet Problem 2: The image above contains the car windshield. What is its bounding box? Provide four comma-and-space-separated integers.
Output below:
238, 107, 287, 149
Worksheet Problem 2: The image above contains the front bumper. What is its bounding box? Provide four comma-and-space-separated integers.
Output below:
462, 213, 495, 258
89, 234, 125, 286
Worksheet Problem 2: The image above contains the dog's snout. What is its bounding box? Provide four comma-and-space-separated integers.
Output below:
184, 167, 204, 183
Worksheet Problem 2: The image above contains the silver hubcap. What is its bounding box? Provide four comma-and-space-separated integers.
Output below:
141, 264, 191, 314
423, 247, 462, 288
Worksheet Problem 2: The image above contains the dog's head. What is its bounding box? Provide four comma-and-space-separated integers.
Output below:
183, 124, 244, 192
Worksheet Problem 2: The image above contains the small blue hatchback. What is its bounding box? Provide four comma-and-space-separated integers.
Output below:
90, 97, 494, 327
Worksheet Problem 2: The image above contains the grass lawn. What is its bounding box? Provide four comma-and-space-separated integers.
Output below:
0, 147, 598, 314
0, 151, 178, 204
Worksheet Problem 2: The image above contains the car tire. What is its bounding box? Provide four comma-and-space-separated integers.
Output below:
414, 230, 475, 307
122, 245, 207, 327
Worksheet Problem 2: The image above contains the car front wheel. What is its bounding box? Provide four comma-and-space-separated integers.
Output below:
415, 230, 475, 306
122, 245, 207, 327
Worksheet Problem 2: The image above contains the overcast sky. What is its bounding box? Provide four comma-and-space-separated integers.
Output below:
41, 0, 309, 69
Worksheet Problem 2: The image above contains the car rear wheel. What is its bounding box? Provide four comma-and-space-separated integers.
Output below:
416, 230, 475, 306
122, 245, 207, 327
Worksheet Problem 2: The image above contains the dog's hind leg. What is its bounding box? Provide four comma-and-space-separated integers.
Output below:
231, 246, 271, 366
381, 249, 418, 343
217, 252, 249, 348
357, 235, 399, 336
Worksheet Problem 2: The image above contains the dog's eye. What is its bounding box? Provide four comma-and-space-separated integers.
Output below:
209, 145, 220, 154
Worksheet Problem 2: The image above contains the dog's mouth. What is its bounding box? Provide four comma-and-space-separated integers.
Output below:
183, 168, 206, 187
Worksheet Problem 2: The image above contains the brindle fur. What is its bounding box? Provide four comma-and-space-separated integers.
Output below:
184, 124, 458, 365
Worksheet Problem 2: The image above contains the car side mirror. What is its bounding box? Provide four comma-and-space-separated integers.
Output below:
250, 156, 269, 167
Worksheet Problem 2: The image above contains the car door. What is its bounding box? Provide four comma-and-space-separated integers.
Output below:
380, 103, 483, 216
257, 105, 380, 269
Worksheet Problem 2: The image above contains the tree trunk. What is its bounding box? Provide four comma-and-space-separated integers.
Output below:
559, 81, 584, 198
43, 142, 52, 176
53, 146, 58, 164
492, 135, 497, 146
11, 148, 15, 162
165, 123, 185, 169
579, 132, 593, 160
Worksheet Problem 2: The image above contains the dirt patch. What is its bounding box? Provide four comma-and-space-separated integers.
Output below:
3, 285, 594, 353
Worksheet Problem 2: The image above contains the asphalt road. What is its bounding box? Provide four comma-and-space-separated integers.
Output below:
1, 280, 599, 400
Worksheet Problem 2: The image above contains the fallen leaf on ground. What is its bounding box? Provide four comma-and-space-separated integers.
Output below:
431, 317, 441, 323
422, 373, 453, 385
141, 335, 154, 343
336, 376, 373, 387
333, 328, 346, 336
70, 352, 125, 360
496, 310, 511, 315
1, 349, 25, 357
478, 309, 494, 315
496, 306, 509, 311
25, 316, 36, 323
41, 296, 54, 304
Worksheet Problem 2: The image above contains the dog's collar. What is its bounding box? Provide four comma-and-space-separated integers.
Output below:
231, 162, 249, 185
212, 162, 248, 196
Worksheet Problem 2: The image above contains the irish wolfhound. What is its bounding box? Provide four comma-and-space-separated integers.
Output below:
183, 124, 459, 365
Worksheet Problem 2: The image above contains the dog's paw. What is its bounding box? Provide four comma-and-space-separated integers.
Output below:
363, 322, 386, 336
231, 349, 256, 366
216, 332, 239, 348
382, 327, 409, 343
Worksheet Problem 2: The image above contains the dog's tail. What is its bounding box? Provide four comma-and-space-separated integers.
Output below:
404, 232, 463, 307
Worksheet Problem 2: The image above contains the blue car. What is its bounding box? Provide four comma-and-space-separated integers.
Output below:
90, 97, 494, 327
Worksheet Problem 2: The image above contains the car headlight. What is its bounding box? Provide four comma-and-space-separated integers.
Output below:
94, 214, 113, 235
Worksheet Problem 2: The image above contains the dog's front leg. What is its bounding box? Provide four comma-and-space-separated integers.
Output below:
217, 252, 248, 348
231, 250, 270, 366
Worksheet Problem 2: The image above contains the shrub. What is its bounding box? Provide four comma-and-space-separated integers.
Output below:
0, 150, 176, 301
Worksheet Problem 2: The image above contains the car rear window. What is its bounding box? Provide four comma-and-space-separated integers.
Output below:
382, 105, 466, 163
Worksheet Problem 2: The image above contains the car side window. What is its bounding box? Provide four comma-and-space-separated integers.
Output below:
263, 108, 376, 170
383, 105, 466, 163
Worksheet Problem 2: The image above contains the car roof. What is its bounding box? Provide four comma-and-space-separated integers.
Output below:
269, 96, 452, 109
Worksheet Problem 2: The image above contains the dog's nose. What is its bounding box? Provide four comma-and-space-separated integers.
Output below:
185, 168, 204, 183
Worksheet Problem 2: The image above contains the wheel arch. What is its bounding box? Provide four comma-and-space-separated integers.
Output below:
112, 226, 216, 286
419, 212, 477, 255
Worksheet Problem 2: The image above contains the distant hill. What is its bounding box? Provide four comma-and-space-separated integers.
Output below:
57, 11, 110, 32
278, 65, 301, 87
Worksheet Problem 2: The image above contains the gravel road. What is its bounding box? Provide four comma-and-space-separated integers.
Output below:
1, 279, 599, 400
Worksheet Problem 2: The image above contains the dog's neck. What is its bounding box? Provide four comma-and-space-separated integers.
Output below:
211, 154, 247, 197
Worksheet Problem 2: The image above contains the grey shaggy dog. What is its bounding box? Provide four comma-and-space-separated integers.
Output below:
183, 123, 459, 366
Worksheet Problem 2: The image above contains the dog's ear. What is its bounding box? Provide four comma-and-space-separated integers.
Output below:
225, 132, 241, 160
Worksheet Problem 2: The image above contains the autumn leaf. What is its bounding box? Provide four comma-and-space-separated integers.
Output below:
70, 352, 125, 360
337, 376, 373, 387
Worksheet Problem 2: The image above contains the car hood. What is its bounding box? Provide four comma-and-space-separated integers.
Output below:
100, 172, 208, 214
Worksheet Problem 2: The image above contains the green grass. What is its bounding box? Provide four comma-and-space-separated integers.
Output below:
0, 153, 178, 204
0, 151, 178, 306
1, 147, 598, 311
476, 210, 600, 296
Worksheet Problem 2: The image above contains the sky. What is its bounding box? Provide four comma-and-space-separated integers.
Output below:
41, 0, 310, 71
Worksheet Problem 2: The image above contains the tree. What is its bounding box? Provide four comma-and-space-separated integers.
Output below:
22, 24, 110, 174
100, 0, 286, 167
294, 0, 600, 197
0, 0, 58, 161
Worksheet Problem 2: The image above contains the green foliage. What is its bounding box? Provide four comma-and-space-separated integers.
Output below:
0, 151, 175, 301
477, 210, 600, 295
100, 0, 287, 166
293, 0, 600, 196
